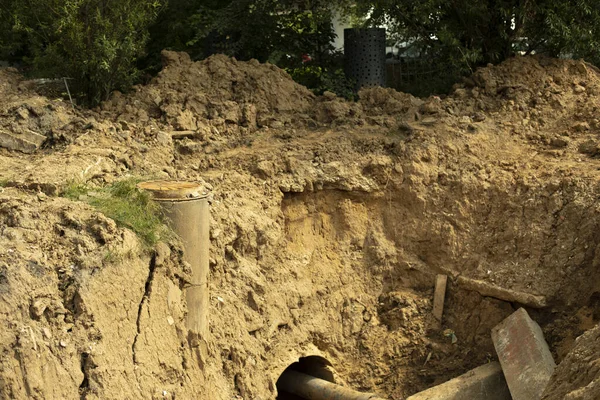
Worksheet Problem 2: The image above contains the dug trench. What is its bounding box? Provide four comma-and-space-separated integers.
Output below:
269, 170, 600, 399
2, 136, 600, 399
2, 53, 600, 399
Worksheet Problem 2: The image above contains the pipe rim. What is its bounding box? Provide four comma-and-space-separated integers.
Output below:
137, 180, 209, 200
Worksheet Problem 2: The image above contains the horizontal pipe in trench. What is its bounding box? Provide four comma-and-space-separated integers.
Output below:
278, 370, 386, 400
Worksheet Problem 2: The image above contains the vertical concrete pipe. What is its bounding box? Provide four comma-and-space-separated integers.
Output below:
138, 180, 210, 338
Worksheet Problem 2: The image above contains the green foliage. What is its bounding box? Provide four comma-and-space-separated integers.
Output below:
5, 0, 162, 106
534, 1, 600, 65
62, 178, 168, 247
3, 0, 600, 103
181, 0, 336, 63
352, 0, 600, 74
0, 0, 23, 61
286, 51, 355, 99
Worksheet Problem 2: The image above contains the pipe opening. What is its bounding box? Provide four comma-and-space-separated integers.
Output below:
276, 356, 334, 399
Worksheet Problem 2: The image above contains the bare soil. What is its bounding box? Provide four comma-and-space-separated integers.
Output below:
1, 53, 599, 399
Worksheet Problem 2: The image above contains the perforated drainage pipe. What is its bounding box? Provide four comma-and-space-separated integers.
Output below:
278, 370, 387, 400
138, 180, 210, 338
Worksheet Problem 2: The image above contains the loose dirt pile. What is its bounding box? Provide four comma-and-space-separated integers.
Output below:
100, 51, 316, 138
1, 54, 600, 400
99, 50, 422, 142
0, 69, 89, 147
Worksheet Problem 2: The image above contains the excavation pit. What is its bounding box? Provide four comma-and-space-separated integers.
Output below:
1, 54, 600, 399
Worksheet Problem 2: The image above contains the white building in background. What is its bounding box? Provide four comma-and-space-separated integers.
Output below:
331, 9, 351, 51
330, 9, 397, 56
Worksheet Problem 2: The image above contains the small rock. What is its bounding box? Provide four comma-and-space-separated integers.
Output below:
167, 316, 174, 326
156, 131, 173, 146
154, 242, 171, 266
578, 140, 599, 155
37, 192, 48, 201
256, 160, 275, 177
472, 112, 486, 122
573, 122, 590, 132
322, 91, 337, 100
573, 85, 586, 94
420, 97, 443, 114
16, 107, 30, 120
453, 88, 467, 98
31, 299, 48, 319
42, 327, 52, 339
269, 120, 284, 129
420, 117, 438, 126
549, 137, 569, 148
59, 340, 67, 348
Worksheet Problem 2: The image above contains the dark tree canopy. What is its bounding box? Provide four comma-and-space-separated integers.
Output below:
1, 0, 600, 103
353, 0, 600, 69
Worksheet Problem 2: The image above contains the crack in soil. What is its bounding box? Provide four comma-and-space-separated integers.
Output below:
132, 254, 157, 365
78, 352, 91, 399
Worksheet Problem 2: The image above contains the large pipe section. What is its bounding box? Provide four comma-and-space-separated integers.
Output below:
138, 180, 210, 338
278, 370, 386, 400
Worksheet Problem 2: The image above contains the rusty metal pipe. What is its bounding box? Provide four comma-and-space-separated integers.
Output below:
278, 370, 387, 400
138, 181, 210, 338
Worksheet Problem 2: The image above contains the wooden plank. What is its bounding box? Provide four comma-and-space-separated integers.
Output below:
433, 274, 448, 328
457, 276, 547, 308
407, 362, 511, 400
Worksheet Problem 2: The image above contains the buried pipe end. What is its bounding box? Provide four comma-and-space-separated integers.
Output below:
276, 356, 387, 400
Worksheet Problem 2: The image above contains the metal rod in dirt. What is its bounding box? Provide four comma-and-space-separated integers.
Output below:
278, 370, 387, 400
63, 77, 74, 109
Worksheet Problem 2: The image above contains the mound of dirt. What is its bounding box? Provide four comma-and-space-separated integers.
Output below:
99, 51, 423, 141
100, 51, 316, 137
312, 87, 422, 127
439, 56, 600, 149
0, 69, 89, 146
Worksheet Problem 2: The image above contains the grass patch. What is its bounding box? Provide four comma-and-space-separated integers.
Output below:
62, 178, 168, 247
0, 179, 8, 188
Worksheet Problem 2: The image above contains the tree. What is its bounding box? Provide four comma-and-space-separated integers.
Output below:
0, 0, 25, 62
6, 0, 162, 105
352, 0, 600, 71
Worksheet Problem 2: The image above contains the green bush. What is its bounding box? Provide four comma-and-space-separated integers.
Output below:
6, 0, 162, 106
287, 64, 355, 100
